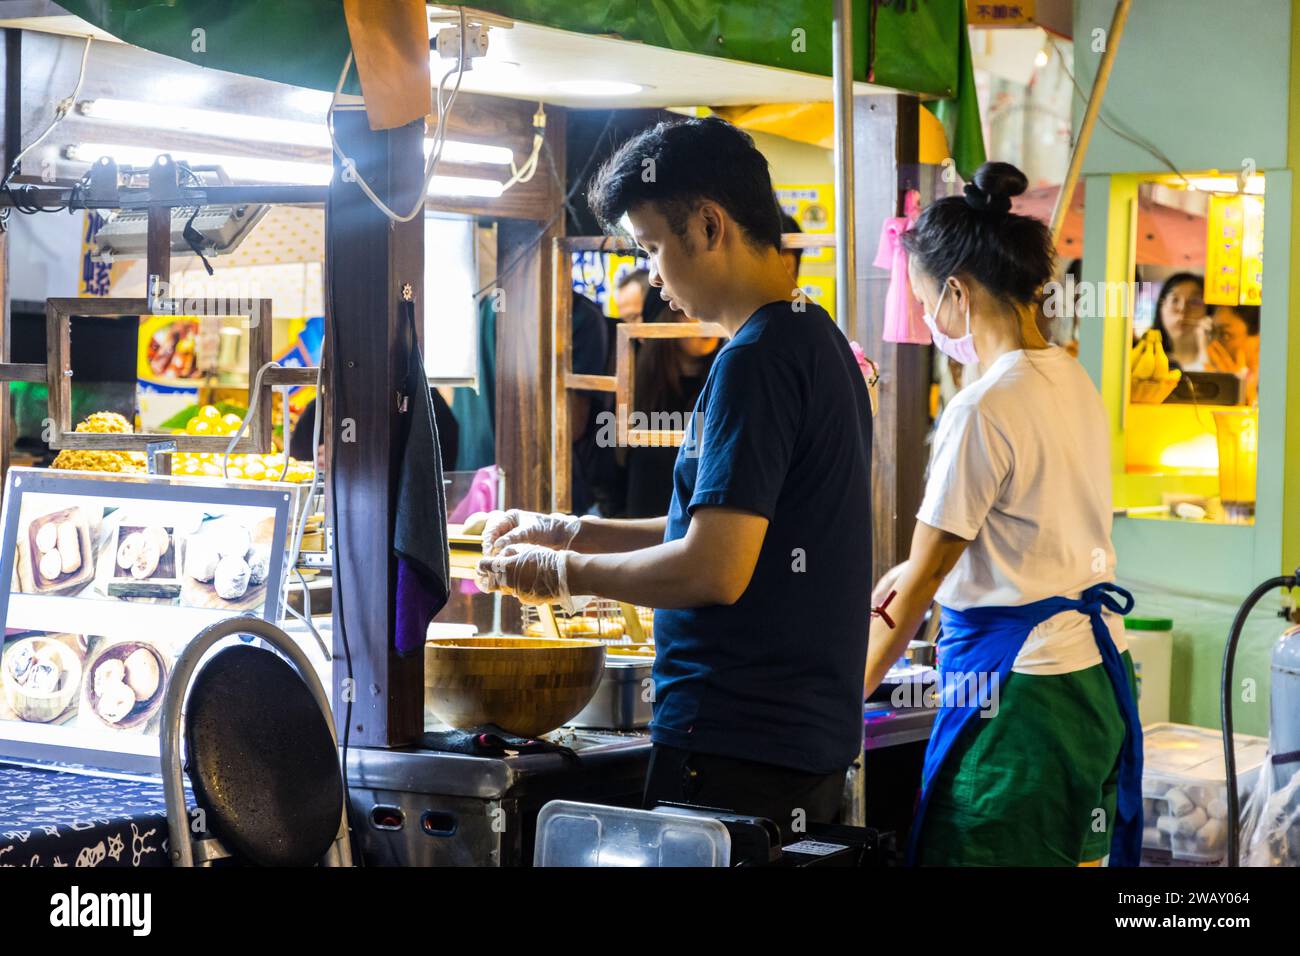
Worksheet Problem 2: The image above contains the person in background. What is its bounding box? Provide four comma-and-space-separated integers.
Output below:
290, 391, 459, 472
778, 209, 803, 284
449, 294, 498, 473
622, 281, 720, 517
618, 205, 796, 517
1207, 302, 1261, 404
1053, 258, 1083, 357
866, 161, 1141, 866
1151, 273, 1208, 371
570, 291, 621, 515
614, 268, 650, 324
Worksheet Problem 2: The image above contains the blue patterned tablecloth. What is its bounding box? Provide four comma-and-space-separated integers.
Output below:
0, 765, 173, 868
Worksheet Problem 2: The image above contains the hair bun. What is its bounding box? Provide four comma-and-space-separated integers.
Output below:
973, 162, 1028, 202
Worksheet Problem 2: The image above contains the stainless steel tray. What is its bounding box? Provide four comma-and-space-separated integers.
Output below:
569, 657, 653, 730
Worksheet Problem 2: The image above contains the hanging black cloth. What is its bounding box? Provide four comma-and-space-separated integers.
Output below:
392, 295, 451, 657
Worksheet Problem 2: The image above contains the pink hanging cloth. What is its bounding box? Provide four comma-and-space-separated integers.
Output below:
448, 465, 500, 594
873, 190, 931, 345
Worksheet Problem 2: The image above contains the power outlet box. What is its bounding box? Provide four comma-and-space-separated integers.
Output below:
435, 23, 490, 63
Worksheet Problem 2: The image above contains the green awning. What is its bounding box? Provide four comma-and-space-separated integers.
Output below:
57, 0, 984, 175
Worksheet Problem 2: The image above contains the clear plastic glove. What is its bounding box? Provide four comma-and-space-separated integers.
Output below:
481, 509, 582, 556
476, 544, 580, 612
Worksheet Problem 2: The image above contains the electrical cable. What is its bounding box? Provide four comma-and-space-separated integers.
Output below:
1222, 570, 1298, 867
471, 109, 617, 302
1, 35, 94, 228
325, 6, 468, 224
9, 35, 93, 170
498, 103, 545, 191
284, 565, 330, 662
321, 173, 360, 865
181, 204, 215, 275
213, 353, 326, 662
281, 363, 325, 660
1050, 38, 1192, 188
221, 360, 277, 478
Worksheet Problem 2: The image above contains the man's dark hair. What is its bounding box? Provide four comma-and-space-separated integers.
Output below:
586, 116, 782, 252
779, 208, 803, 272
617, 267, 651, 298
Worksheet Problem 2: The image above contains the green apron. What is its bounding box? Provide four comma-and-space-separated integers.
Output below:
916, 653, 1136, 866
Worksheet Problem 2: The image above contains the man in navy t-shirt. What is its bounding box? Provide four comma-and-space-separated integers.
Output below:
477, 117, 872, 835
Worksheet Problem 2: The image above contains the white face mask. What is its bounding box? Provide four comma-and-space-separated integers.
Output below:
923, 280, 980, 366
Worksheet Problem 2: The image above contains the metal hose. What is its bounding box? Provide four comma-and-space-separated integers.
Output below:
1222, 571, 1297, 867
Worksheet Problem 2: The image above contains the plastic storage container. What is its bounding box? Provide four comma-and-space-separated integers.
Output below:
1142, 722, 1269, 863
1124, 616, 1173, 725
534, 800, 731, 867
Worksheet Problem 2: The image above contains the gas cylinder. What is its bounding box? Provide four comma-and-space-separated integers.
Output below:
1270, 623, 1300, 787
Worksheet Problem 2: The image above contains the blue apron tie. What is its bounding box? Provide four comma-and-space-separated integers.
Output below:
905, 582, 1143, 866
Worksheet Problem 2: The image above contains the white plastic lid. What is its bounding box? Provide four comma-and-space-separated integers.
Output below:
534, 799, 732, 867
1142, 721, 1269, 783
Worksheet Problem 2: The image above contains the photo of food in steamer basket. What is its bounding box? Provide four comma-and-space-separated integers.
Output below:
77, 636, 171, 734
0, 631, 173, 733
0, 632, 89, 724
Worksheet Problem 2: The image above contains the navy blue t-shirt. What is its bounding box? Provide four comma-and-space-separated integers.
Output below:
651, 301, 873, 774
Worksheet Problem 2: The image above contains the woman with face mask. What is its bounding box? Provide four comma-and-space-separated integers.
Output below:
864, 162, 1142, 867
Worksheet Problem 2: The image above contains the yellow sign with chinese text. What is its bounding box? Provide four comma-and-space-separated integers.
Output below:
1205, 194, 1243, 306
967, 1, 1036, 27
775, 184, 834, 265
1239, 195, 1264, 306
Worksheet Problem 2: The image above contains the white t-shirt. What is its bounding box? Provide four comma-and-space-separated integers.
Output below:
917, 347, 1128, 676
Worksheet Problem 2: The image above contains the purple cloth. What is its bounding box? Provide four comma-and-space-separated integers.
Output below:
396, 557, 440, 657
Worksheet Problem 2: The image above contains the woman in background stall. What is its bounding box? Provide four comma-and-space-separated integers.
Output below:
1150, 273, 1208, 370
1207, 302, 1261, 404
621, 285, 720, 517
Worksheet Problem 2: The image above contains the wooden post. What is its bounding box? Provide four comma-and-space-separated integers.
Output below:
495, 109, 565, 514
0, 229, 9, 489
1, 30, 18, 491
1051, 0, 1132, 243
326, 110, 426, 748
2, 29, 20, 175
147, 158, 177, 289
854, 95, 929, 584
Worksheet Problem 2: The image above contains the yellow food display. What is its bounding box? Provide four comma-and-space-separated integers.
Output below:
606, 643, 655, 657
51, 412, 147, 473
1129, 331, 1182, 403
524, 617, 626, 641
50, 408, 314, 483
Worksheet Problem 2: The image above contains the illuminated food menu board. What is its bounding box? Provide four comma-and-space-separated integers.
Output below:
0, 468, 294, 769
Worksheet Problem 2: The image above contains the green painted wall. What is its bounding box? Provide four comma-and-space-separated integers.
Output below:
1075, 0, 1300, 738
1075, 0, 1291, 174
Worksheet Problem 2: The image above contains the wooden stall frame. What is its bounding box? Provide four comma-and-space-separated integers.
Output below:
0, 146, 325, 469
551, 232, 837, 513
40, 296, 273, 452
